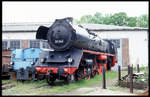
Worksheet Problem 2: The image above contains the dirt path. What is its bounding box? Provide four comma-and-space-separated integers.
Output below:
59, 78, 144, 95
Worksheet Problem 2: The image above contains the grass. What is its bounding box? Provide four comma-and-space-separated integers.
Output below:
2, 71, 119, 95
133, 66, 149, 73
43, 71, 121, 94
2, 80, 48, 95
2, 79, 15, 84
3, 66, 147, 95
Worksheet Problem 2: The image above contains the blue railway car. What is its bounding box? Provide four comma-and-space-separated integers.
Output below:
10, 48, 42, 80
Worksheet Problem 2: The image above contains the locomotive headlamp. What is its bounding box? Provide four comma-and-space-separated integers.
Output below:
40, 58, 44, 62
31, 48, 35, 51
30, 61, 34, 65
64, 68, 68, 72
10, 61, 14, 65
68, 58, 73, 63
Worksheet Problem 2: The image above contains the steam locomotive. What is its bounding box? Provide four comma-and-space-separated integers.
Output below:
35, 17, 117, 84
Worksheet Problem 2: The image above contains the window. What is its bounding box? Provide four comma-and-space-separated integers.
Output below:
29, 40, 40, 48
2, 41, 8, 50
111, 39, 120, 48
42, 41, 50, 49
10, 40, 20, 49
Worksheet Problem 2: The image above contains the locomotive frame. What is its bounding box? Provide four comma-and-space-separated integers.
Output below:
35, 48, 117, 84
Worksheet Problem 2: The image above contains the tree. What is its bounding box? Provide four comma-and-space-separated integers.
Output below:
137, 14, 148, 28
93, 12, 103, 24
110, 12, 128, 26
77, 12, 148, 28
126, 17, 137, 27
102, 14, 113, 25
77, 15, 93, 24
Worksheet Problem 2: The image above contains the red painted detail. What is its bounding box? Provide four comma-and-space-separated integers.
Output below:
63, 67, 78, 74
115, 60, 118, 63
35, 67, 58, 74
98, 63, 107, 75
83, 50, 115, 56
84, 68, 86, 75
111, 56, 117, 67
35, 66, 77, 75
97, 55, 107, 60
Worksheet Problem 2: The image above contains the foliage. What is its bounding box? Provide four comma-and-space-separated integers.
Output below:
136, 14, 149, 28
77, 12, 148, 28
126, 17, 137, 27
110, 12, 128, 26
136, 72, 148, 84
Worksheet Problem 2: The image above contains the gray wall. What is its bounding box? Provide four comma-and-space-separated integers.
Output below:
97, 30, 148, 67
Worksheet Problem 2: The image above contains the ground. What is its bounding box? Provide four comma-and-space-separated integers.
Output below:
60, 78, 144, 95
2, 70, 148, 96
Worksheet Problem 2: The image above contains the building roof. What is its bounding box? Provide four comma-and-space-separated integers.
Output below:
81, 24, 148, 31
2, 22, 51, 32
2, 22, 148, 32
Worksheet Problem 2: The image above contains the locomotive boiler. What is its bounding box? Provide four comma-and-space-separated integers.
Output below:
36, 18, 115, 54
35, 17, 117, 84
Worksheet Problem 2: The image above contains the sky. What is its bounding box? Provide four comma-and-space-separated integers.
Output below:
2, 1, 148, 23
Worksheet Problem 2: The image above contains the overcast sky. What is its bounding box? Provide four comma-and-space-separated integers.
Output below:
2, 1, 148, 23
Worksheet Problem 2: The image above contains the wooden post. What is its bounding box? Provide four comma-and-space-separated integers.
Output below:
130, 65, 133, 93
118, 65, 121, 82
102, 65, 106, 89
128, 65, 130, 75
137, 64, 140, 73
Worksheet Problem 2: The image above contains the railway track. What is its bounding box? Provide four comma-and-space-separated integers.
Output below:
2, 82, 15, 90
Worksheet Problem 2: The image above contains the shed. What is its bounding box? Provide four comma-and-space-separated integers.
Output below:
2, 23, 148, 69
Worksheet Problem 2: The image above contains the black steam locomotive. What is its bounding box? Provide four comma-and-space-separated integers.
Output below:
35, 17, 117, 84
